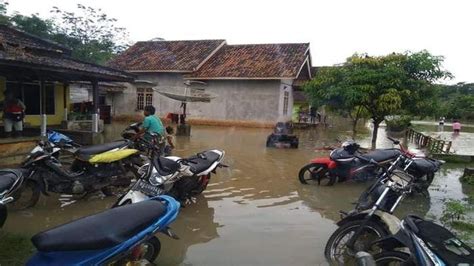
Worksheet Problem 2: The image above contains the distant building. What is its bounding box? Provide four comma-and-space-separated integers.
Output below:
109, 40, 313, 124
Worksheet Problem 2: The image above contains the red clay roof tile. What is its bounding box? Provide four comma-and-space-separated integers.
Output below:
108, 40, 225, 72
188, 43, 310, 79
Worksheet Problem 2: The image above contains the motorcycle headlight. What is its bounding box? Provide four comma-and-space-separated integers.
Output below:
389, 170, 413, 189
149, 168, 166, 186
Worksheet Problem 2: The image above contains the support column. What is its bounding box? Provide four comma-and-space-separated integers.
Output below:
63, 83, 68, 121
92, 80, 99, 133
40, 79, 47, 137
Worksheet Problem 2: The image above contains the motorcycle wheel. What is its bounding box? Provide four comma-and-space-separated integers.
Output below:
140, 236, 161, 262
373, 251, 410, 265
418, 172, 435, 191
324, 220, 387, 265
10, 180, 40, 210
298, 163, 336, 186
114, 236, 161, 264
191, 174, 210, 196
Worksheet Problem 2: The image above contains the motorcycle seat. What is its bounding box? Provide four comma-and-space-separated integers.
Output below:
0, 169, 22, 193
153, 157, 181, 176
75, 140, 129, 160
31, 199, 167, 252
405, 215, 474, 264
363, 149, 401, 163
186, 151, 220, 174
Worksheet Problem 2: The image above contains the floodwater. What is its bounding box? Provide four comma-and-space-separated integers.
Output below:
411, 120, 474, 155
1, 121, 472, 265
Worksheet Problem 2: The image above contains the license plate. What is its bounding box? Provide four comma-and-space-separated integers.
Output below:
134, 180, 163, 196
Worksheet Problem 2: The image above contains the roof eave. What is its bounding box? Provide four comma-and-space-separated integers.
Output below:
184, 76, 296, 80
0, 59, 135, 82
128, 69, 194, 73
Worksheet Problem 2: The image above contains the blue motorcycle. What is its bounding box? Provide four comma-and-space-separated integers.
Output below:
27, 196, 180, 265
373, 215, 474, 265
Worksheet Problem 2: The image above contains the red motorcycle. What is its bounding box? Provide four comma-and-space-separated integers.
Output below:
298, 140, 402, 186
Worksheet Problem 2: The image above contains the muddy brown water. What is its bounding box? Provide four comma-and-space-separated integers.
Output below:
1, 122, 472, 265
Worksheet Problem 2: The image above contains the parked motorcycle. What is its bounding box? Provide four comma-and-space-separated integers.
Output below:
16, 139, 142, 208
373, 214, 474, 265
121, 122, 166, 155
0, 169, 25, 225
324, 152, 420, 264
355, 152, 443, 211
299, 137, 441, 189
114, 134, 226, 206
27, 195, 180, 265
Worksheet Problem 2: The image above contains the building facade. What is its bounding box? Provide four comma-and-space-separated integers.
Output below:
109, 40, 312, 124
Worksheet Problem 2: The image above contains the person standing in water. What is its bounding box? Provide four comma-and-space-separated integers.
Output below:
452, 119, 461, 134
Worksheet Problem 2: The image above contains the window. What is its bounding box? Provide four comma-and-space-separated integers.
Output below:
283, 91, 289, 115
6, 82, 55, 115
137, 88, 153, 110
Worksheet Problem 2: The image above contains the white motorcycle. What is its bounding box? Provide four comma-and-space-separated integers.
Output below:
114, 134, 226, 206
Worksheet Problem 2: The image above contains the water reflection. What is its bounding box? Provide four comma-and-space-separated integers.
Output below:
157, 195, 220, 265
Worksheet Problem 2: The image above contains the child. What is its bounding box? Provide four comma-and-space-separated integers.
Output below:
452, 119, 461, 134
164, 126, 175, 156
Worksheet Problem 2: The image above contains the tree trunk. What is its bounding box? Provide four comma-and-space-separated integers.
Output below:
371, 120, 381, 149
352, 119, 358, 138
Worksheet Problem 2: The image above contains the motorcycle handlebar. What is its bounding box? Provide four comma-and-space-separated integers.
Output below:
387, 136, 400, 145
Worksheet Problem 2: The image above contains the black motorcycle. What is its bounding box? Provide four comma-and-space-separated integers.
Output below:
114, 134, 226, 206
0, 169, 25, 225
121, 122, 166, 155
373, 215, 474, 264
324, 151, 439, 264
16, 139, 143, 208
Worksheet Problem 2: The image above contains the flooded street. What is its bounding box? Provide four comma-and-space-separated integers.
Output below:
2, 122, 472, 265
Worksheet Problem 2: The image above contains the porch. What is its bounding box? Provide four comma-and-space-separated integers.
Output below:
0, 25, 134, 163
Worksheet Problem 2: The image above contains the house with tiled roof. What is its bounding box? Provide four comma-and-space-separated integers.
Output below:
0, 25, 133, 161
109, 39, 312, 124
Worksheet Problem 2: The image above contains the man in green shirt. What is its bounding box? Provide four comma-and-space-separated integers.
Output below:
134, 105, 165, 142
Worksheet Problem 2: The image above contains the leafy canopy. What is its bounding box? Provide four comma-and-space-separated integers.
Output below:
1, 1, 129, 65
304, 51, 451, 147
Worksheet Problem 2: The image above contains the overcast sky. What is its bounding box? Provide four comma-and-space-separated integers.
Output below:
8, 0, 473, 84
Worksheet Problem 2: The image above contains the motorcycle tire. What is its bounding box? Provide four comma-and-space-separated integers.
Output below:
418, 172, 435, 191
191, 175, 211, 196
298, 163, 336, 186
10, 180, 40, 210
324, 220, 388, 265
373, 251, 410, 264
141, 236, 161, 263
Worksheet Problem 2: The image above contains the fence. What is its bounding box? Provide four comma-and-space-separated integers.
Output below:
406, 128, 452, 154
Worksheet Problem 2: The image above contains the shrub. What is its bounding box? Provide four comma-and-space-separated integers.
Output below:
385, 115, 412, 132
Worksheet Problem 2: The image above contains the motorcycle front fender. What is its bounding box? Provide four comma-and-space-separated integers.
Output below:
116, 190, 149, 206
337, 210, 401, 235
372, 229, 410, 251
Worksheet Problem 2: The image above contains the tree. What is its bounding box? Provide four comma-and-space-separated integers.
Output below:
305, 51, 451, 149
10, 13, 56, 39
436, 83, 474, 120
50, 4, 129, 64
2, 2, 129, 65
304, 66, 369, 136
0, 0, 9, 24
